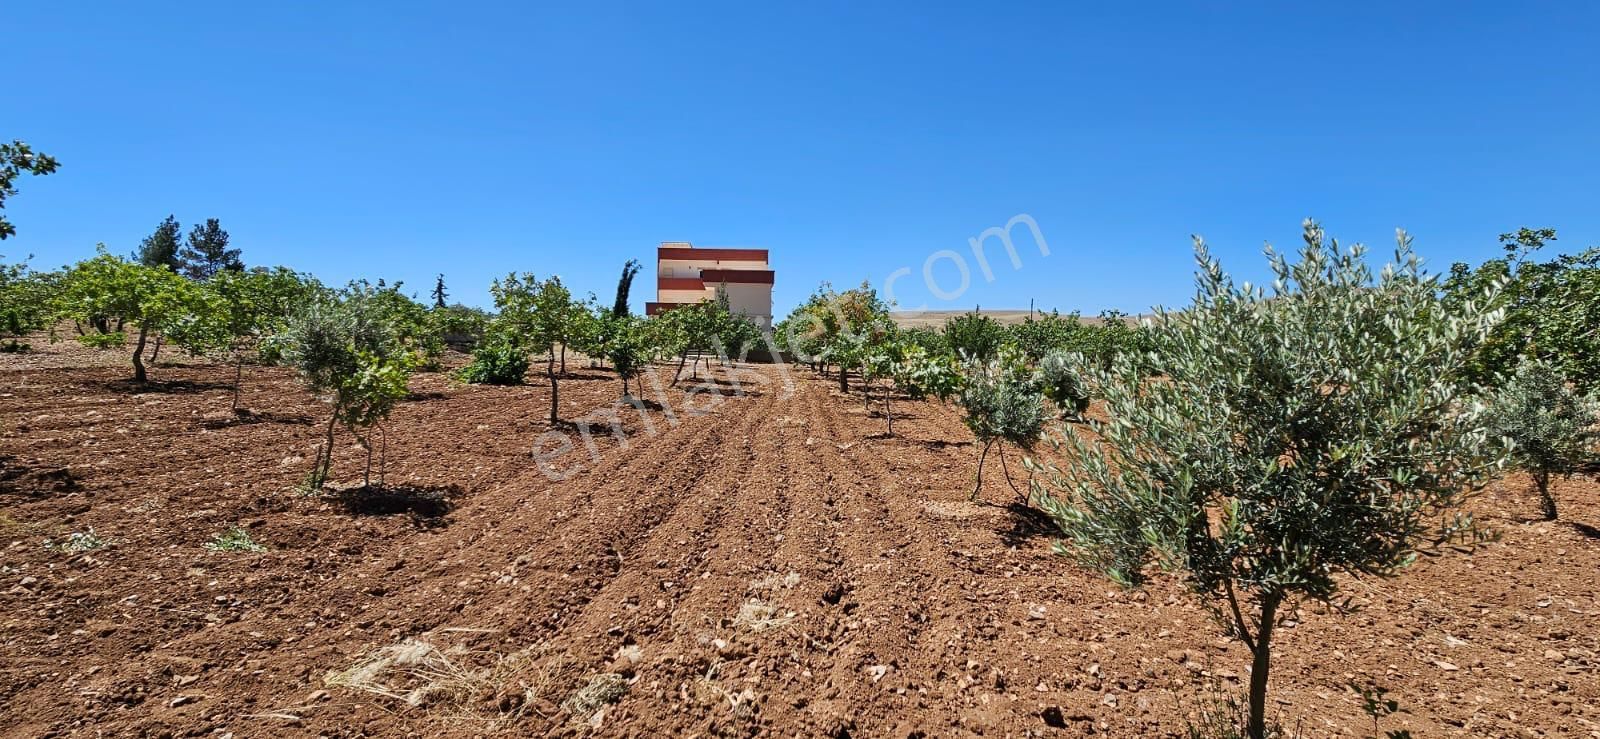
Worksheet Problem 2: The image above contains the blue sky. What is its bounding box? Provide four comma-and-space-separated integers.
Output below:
4, 2, 1597, 316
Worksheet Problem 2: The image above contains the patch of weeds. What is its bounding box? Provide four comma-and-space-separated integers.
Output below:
296, 469, 327, 496
45, 528, 110, 553
1352, 681, 1413, 738
1183, 689, 1296, 739
0, 340, 31, 353
561, 673, 628, 724
205, 525, 267, 553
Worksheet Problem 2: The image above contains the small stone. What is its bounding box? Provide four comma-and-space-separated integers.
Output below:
1544, 649, 1566, 662
170, 694, 197, 707
1434, 660, 1459, 671
866, 665, 889, 683
308, 690, 330, 702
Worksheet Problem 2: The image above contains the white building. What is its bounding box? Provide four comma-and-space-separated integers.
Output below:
647, 242, 774, 330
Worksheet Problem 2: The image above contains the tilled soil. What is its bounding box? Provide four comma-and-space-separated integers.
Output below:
2, 346, 1597, 737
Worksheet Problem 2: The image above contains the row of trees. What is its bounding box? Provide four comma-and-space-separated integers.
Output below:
775, 222, 1598, 738
774, 284, 1110, 494
460, 271, 766, 424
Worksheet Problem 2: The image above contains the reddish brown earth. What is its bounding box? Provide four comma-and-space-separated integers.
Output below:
2, 340, 1598, 737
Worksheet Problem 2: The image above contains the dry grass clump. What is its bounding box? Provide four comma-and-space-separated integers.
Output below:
324, 637, 582, 729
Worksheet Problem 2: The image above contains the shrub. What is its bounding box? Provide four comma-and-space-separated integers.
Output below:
205, 525, 268, 552
1036, 350, 1091, 420
75, 331, 127, 350
458, 337, 529, 385
1484, 357, 1599, 519
1038, 221, 1504, 739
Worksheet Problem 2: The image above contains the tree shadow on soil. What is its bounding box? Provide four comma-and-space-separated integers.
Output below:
335, 484, 460, 525
998, 501, 1059, 549
404, 391, 450, 402
199, 409, 314, 429
556, 371, 612, 381
99, 378, 232, 395
679, 386, 764, 399
0, 455, 78, 498
1572, 521, 1600, 540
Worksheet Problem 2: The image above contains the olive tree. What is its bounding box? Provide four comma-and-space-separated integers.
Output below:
275, 289, 413, 490
1037, 221, 1505, 739
1484, 357, 1599, 520
959, 347, 1048, 503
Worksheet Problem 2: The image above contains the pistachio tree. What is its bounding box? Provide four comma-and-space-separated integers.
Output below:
0, 140, 60, 240
55, 249, 207, 382
204, 268, 316, 410
1, 255, 57, 350
1037, 221, 1505, 739
491, 273, 579, 424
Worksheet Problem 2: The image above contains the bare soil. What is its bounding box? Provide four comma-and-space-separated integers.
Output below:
2, 340, 1597, 737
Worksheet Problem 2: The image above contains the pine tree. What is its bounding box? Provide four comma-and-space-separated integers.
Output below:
178, 218, 242, 280
432, 274, 448, 308
136, 215, 183, 271
611, 259, 641, 317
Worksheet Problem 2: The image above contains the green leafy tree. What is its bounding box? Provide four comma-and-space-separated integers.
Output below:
178, 218, 243, 280
567, 298, 610, 369
1484, 357, 1599, 520
605, 313, 653, 398
1443, 227, 1600, 392
55, 249, 207, 382
136, 215, 184, 271
944, 310, 1006, 362
1038, 221, 1505, 739
867, 337, 961, 435
0, 140, 60, 240
491, 273, 580, 424
432, 303, 490, 347
349, 279, 444, 369
275, 290, 413, 489
1009, 311, 1082, 361
197, 268, 316, 409
1036, 350, 1091, 420
0, 256, 58, 350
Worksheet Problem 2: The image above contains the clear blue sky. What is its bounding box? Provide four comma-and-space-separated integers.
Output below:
4, 2, 1597, 316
